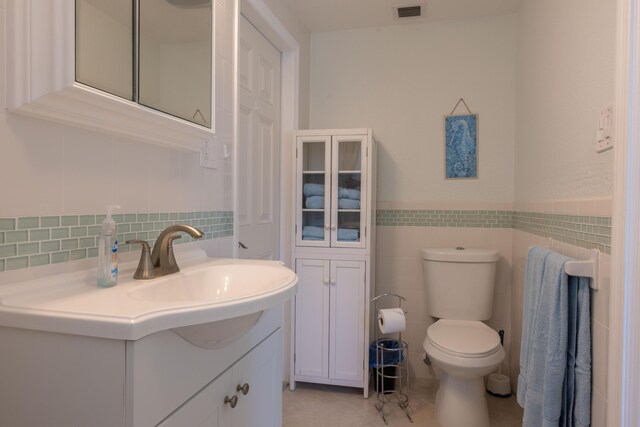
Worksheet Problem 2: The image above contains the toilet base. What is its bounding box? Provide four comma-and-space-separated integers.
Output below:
435, 371, 490, 427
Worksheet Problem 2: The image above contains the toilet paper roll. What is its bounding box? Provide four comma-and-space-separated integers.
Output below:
377, 308, 406, 334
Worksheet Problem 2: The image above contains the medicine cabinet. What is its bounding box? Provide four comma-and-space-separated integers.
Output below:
6, 0, 214, 150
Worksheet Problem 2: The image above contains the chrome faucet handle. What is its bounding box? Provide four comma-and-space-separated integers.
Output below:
126, 240, 154, 280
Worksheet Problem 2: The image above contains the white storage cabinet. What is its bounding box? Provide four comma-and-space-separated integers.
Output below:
291, 129, 377, 397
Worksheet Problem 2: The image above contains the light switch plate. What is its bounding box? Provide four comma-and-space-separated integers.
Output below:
200, 140, 217, 169
596, 105, 614, 153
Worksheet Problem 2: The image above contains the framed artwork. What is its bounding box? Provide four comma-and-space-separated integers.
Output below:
444, 112, 478, 179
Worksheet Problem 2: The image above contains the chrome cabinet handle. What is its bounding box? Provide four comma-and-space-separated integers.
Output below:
237, 383, 250, 395
224, 395, 238, 408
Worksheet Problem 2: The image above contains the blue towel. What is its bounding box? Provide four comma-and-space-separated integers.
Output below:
302, 236, 323, 241
521, 249, 571, 427
302, 226, 324, 239
305, 196, 324, 209
561, 276, 591, 427
338, 198, 360, 209
337, 228, 359, 241
303, 183, 324, 197
518, 246, 551, 408
338, 187, 360, 200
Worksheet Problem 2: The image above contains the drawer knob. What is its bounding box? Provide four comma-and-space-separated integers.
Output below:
237, 383, 250, 395
224, 395, 238, 408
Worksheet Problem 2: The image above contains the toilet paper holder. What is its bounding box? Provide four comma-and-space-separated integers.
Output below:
370, 291, 412, 424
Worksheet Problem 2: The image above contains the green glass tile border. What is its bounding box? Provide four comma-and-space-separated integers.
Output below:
512, 211, 611, 255
376, 209, 514, 228
0, 211, 233, 272
376, 209, 611, 254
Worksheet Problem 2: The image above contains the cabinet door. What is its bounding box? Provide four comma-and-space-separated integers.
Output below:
75, 0, 134, 100
156, 369, 233, 427
296, 136, 331, 247
231, 330, 282, 427
294, 259, 330, 378
331, 135, 368, 249
157, 331, 282, 427
329, 261, 366, 382
137, 0, 213, 127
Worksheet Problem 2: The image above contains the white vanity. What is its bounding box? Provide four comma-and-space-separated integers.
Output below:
0, 252, 297, 427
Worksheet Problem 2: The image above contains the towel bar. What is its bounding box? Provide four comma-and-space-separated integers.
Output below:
544, 238, 600, 291
564, 250, 599, 291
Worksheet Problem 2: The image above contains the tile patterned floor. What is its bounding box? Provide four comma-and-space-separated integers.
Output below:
283, 379, 524, 426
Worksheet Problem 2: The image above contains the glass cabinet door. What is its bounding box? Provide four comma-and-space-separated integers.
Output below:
331, 135, 367, 248
297, 136, 331, 247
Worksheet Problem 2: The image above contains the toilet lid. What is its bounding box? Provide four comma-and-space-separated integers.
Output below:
427, 320, 501, 358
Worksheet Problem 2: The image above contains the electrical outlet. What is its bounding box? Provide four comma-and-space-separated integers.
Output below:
200, 140, 217, 169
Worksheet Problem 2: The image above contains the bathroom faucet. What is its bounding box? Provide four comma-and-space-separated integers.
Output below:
127, 224, 204, 280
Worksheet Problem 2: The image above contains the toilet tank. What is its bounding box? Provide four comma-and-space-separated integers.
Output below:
421, 248, 500, 321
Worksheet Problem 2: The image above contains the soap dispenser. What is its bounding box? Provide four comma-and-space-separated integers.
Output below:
97, 205, 121, 288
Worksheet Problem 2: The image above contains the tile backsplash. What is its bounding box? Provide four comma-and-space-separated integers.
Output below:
0, 211, 233, 272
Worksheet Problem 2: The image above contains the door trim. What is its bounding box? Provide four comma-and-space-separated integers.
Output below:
609, 0, 640, 425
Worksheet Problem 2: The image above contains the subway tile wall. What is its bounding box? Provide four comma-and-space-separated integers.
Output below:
0, 211, 233, 272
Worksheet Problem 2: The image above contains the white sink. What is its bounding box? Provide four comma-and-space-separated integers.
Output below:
129, 262, 295, 304
0, 250, 298, 341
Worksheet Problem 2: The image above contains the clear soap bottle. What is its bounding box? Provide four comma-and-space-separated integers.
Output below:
97, 205, 121, 288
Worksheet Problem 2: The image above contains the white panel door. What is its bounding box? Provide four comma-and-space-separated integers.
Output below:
329, 260, 366, 382
294, 259, 330, 379
238, 15, 281, 260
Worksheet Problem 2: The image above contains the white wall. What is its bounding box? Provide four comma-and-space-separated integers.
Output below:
511, 1, 616, 425
514, 0, 615, 201
310, 14, 517, 203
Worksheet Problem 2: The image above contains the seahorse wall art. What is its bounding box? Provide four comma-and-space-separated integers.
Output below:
444, 114, 478, 179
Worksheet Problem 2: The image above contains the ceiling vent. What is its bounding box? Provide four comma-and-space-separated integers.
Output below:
394, 4, 423, 19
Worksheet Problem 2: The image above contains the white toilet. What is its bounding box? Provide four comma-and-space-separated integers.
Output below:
421, 248, 504, 427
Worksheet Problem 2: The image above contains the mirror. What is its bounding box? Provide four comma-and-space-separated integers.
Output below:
76, 0, 134, 100
75, 0, 212, 128
139, 0, 212, 128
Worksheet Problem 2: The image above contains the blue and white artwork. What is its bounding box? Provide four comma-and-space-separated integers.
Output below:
445, 114, 478, 179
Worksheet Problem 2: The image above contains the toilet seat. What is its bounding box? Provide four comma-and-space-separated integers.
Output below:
427, 319, 501, 358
